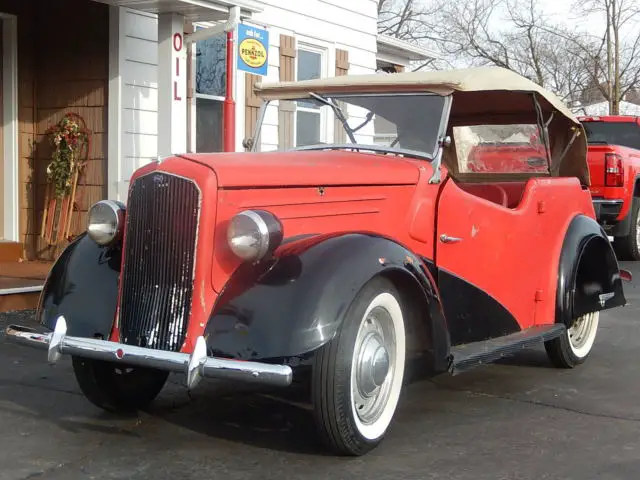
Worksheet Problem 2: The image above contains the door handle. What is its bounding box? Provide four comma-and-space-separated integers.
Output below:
440, 234, 462, 244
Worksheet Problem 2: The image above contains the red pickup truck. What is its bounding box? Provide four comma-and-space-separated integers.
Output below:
578, 115, 640, 260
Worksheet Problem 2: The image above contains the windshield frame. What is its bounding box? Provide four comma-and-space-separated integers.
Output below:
248, 91, 453, 165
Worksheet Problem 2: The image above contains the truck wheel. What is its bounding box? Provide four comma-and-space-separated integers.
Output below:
613, 200, 640, 260
311, 276, 406, 456
544, 311, 599, 368
72, 356, 169, 413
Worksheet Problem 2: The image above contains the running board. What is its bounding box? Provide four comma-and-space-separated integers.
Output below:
449, 324, 566, 375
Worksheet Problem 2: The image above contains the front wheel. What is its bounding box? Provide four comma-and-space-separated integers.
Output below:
311, 277, 406, 456
72, 356, 169, 413
544, 311, 600, 368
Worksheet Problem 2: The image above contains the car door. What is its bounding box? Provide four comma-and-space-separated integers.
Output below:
434, 177, 543, 346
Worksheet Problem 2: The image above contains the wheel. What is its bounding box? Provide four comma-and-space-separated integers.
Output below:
544, 311, 600, 368
311, 276, 406, 456
613, 199, 640, 260
72, 356, 169, 413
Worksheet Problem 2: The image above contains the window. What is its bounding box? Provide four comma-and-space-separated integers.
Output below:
295, 48, 324, 146
453, 124, 550, 174
195, 28, 226, 152
582, 121, 640, 150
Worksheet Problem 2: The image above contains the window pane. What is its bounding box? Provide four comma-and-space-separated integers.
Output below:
297, 50, 321, 81
297, 50, 322, 109
453, 124, 549, 174
296, 111, 321, 146
196, 32, 226, 97
196, 97, 223, 153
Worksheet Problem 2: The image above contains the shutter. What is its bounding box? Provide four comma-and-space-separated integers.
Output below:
278, 34, 296, 149
334, 48, 349, 144
244, 73, 261, 150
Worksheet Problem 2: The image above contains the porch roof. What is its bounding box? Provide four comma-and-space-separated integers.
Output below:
94, 0, 263, 21
377, 34, 440, 62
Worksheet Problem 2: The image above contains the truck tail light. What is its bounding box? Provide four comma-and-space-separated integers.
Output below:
605, 153, 624, 187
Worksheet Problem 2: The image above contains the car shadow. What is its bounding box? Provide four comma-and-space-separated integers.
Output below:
145, 377, 332, 456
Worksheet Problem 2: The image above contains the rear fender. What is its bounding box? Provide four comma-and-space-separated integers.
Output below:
37, 233, 120, 339
557, 215, 626, 326
204, 233, 450, 367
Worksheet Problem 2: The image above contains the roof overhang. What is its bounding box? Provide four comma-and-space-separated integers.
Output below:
376, 34, 440, 63
93, 0, 263, 21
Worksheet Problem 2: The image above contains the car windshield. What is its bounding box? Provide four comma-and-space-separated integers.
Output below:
582, 121, 640, 150
250, 93, 448, 160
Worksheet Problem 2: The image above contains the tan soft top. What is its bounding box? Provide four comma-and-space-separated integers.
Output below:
255, 66, 589, 185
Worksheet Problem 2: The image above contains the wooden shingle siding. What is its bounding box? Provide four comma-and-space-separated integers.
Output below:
12, 0, 110, 260
334, 48, 350, 144
278, 34, 296, 150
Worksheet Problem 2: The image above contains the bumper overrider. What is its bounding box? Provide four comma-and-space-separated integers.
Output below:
5, 316, 293, 390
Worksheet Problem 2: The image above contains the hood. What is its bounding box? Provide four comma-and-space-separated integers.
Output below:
179, 150, 422, 188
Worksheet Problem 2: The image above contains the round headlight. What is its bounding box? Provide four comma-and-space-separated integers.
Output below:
87, 200, 125, 246
227, 210, 283, 261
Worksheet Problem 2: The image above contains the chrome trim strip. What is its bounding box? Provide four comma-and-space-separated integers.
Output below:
5, 316, 293, 390
0, 285, 43, 295
592, 199, 623, 206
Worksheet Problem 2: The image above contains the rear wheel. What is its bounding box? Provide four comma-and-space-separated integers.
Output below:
311, 277, 406, 456
545, 311, 600, 368
613, 199, 640, 261
72, 356, 169, 413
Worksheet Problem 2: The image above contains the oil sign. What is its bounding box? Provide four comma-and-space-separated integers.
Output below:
237, 23, 269, 76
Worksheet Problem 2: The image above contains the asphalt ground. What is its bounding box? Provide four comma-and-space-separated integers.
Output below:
1, 261, 639, 480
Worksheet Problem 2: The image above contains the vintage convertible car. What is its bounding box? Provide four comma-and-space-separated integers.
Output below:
5, 66, 630, 456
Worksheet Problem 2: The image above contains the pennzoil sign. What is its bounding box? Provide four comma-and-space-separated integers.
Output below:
237, 23, 269, 76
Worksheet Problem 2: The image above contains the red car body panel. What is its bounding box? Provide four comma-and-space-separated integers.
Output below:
108, 150, 595, 353
437, 176, 594, 330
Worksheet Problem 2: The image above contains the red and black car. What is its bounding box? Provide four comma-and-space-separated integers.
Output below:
5, 66, 629, 456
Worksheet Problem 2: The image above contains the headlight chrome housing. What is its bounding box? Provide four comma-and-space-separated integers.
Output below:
87, 200, 126, 246
227, 210, 283, 261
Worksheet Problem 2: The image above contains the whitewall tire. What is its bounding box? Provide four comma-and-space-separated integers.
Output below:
545, 311, 600, 368
312, 276, 406, 456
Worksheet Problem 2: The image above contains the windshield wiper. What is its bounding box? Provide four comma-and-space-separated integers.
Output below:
308, 92, 357, 144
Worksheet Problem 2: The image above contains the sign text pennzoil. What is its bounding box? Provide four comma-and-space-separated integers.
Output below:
237, 23, 269, 76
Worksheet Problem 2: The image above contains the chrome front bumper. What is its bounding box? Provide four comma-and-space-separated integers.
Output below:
5, 316, 293, 390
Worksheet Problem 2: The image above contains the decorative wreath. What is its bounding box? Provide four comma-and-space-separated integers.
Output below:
45, 113, 89, 198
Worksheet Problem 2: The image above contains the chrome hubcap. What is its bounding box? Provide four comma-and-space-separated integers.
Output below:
568, 312, 596, 350
352, 306, 396, 425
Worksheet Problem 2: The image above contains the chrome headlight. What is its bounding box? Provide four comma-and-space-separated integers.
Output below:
227, 210, 283, 261
87, 200, 125, 246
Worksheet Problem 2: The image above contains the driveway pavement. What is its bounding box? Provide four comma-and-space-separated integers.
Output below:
1, 262, 640, 480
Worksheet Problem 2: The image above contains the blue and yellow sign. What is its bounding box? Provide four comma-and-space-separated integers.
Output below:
237, 24, 269, 76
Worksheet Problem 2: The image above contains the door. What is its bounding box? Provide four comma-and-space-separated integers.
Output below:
435, 178, 543, 346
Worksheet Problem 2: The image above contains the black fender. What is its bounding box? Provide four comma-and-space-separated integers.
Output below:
556, 214, 626, 327
204, 233, 450, 369
37, 232, 121, 339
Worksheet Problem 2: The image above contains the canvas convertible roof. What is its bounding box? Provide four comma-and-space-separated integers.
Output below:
255, 66, 589, 184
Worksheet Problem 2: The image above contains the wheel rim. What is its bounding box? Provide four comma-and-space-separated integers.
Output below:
635, 207, 640, 248
349, 292, 405, 441
568, 311, 599, 358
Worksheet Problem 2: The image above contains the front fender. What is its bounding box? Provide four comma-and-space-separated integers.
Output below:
556, 214, 626, 326
38, 233, 120, 339
204, 233, 449, 364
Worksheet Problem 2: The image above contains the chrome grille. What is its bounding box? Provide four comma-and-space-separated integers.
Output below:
118, 172, 200, 352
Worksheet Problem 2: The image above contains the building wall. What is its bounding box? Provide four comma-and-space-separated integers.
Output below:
109, 7, 159, 202
241, 0, 379, 151
110, 0, 378, 201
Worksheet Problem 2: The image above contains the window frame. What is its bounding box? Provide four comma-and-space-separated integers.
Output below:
294, 42, 329, 146
191, 22, 227, 152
